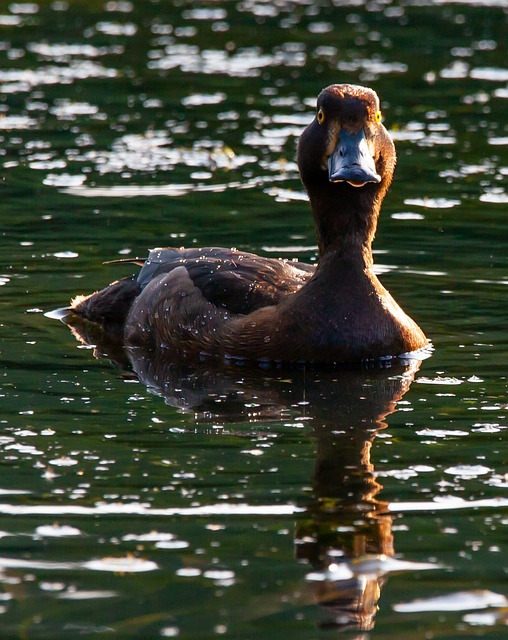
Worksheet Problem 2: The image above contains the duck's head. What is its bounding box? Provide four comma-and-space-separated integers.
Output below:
297, 84, 396, 254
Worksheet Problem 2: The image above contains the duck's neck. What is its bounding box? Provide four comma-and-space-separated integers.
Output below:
307, 180, 383, 260
317, 239, 375, 276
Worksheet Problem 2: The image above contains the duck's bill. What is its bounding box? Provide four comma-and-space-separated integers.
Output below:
328, 128, 381, 187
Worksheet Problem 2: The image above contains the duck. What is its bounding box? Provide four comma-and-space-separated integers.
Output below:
67, 84, 429, 365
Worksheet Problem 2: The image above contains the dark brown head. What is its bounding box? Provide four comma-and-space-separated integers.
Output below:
297, 84, 396, 254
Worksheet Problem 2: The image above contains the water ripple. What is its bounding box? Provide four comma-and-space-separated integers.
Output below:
62, 174, 288, 198
389, 496, 508, 513
394, 590, 507, 613
149, 45, 300, 77
0, 62, 118, 93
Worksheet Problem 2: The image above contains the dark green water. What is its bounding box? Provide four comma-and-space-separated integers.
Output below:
0, 1, 507, 638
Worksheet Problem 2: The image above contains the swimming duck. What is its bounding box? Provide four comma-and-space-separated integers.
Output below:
68, 84, 428, 364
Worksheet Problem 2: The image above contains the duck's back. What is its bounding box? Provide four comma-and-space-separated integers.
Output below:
137, 247, 314, 314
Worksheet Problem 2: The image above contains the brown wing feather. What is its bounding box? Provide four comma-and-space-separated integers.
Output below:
136, 247, 314, 314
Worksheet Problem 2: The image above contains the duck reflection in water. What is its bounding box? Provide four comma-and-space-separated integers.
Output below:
295, 366, 406, 634
58, 324, 426, 634
127, 349, 420, 634
143, 356, 420, 634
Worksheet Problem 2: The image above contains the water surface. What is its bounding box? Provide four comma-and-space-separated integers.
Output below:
0, 1, 507, 638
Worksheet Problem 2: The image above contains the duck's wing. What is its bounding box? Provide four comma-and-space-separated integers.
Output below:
136, 247, 314, 314
68, 247, 314, 340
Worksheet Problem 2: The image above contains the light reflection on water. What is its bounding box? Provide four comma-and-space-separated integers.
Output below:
0, 0, 507, 638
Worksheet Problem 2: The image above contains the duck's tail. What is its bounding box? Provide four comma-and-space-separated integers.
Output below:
70, 275, 142, 337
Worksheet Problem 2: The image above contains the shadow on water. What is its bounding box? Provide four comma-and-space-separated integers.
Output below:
57, 311, 437, 635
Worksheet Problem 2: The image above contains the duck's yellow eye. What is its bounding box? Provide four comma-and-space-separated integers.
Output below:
317, 108, 325, 124
375, 110, 382, 123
